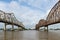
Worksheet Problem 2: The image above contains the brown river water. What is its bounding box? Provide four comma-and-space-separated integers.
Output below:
0, 30, 60, 40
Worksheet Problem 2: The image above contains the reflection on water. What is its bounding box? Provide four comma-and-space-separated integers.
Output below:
4, 31, 14, 40
0, 30, 60, 40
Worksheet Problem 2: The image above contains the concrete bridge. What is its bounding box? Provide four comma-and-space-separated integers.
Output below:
35, 0, 60, 30
0, 10, 25, 31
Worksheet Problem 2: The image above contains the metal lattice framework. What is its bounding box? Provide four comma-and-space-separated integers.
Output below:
0, 10, 25, 30
35, 0, 60, 30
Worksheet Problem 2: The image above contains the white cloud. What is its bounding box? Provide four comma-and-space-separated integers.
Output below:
0, 0, 58, 29
0, 1, 51, 28
0, 1, 40, 28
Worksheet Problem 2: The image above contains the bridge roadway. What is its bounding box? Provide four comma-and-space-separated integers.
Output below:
0, 10, 25, 30
35, 0, 60, 30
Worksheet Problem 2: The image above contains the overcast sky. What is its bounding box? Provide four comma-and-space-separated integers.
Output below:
0, 0, 59, 29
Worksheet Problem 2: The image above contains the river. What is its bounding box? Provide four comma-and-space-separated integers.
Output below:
0, 30, 60, 40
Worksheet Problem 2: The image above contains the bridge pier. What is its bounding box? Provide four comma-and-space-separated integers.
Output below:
44, 27, 46, 31
44, 25, 48, 31
47, 26, 48, 31
18, 27, 20, 30
4, 23, 6, 31
36, 28, 39, 31
36, 27, 40, 31
11, 25, 14, 31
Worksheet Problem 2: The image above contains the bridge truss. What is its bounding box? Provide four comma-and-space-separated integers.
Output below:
35, 0, 60, 30
0, 10, 25, 31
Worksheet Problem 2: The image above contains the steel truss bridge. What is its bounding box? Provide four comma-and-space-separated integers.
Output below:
0, 10, 25, 31
35, 0, 60, 30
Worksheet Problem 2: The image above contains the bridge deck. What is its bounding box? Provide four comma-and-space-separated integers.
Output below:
0, 10, 25, 30
35, 0, 60, 30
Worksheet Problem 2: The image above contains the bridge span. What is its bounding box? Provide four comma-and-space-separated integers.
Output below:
0, 10, 25, 31
35, 0, 60, 30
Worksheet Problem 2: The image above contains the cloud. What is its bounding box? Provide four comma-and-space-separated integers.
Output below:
0, 0, 58, 29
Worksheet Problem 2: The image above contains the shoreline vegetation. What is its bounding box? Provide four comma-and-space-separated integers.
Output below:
0, 28, 60, 31
0, 28, 35, 31
0, 28, 23, 31
40, 28, 60, 30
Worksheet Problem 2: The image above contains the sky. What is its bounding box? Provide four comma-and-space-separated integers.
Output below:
0, 0, 59, 29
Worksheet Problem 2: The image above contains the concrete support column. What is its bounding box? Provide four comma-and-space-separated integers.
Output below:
44, 25, 48, 31
44, 27, 46, 31
37, 28, 39, 31
11, 24, 14, 31
47, 26, 48, 31
46, 25, 48, 31
4, 23, 6, 31
18, 27, 20, 30
36, 27, 40, 31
